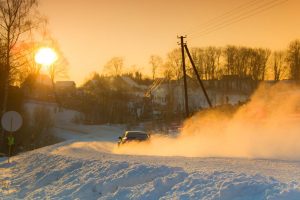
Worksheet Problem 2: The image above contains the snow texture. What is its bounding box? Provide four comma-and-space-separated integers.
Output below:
1, 141, 300, 200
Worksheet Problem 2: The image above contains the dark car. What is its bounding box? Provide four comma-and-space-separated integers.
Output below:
118, 131, 150, 145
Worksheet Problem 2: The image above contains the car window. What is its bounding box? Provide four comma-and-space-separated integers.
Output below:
125, 132, 148, 140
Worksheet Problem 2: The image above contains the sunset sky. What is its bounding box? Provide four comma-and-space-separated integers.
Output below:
39, 0, 300, 84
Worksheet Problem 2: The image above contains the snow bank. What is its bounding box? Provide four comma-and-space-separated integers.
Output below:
1, 143, 299, 199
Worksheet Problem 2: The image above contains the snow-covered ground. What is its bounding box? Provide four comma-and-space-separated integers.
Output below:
1, 100, 299, 199
1, 141, 300, 199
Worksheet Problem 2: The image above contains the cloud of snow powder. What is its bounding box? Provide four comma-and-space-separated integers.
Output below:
114, 82, 300, 160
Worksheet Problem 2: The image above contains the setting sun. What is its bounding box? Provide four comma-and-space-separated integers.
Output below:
35, 47, 58, 66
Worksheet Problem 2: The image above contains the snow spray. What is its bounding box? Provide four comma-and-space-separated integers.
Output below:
114, 82, 300, 160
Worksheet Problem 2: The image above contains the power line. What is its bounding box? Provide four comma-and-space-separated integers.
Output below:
185, 0, 261, 35
185, 0, 288, 39
189, 0, 283, 37
189, 0, 288, 40
188, 0, 286, 38
189, 0, 282, 35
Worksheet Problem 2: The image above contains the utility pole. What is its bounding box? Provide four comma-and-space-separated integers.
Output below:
184, 44, 213, 108
178, 36, 189, 117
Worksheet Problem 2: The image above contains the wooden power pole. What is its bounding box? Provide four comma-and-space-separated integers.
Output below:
178, 36, 190, 117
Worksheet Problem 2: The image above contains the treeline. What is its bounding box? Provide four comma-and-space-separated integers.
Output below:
149, 39, 300, 82
73, 39, 300, 87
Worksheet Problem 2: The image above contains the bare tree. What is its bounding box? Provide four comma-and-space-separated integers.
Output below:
223, 45, 237, 76
237, 47, 250, 78
272, 51, 287, 81
162, 62, 173, 81
46, 40, 68, 109
47, 40, 68, 84
12, 41, 40, 86
104, 57, 124, 76
0, 0, 39, 113
190, 48, 205, 79
259, 48, 271, 81
165, 48, 182, 80
203, 46, 221, 80
149, 55, 163, 80
247, 48, 270, 81
286, 40, 300, 80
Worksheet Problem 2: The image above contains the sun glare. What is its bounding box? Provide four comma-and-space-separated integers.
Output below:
35, 47, 58, 66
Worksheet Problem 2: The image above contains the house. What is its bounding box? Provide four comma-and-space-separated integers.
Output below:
55, 81, 76, 91
218, 75, 253, 93
23, 74, 55, 102
107, 75, 151, 119
149, 76, 252, 115
55, 81, 76, 97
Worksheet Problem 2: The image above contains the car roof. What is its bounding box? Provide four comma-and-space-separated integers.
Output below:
125, 131, 148, 135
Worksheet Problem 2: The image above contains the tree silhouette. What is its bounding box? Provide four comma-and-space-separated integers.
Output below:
286, 40, 300, 80
0, 0, 39, 113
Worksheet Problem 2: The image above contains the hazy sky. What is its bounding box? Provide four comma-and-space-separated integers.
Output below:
39, 0, 300, 84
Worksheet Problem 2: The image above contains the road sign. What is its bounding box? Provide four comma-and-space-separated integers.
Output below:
1, 111, 23, 132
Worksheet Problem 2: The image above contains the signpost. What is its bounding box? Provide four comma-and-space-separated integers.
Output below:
1, 111, 23, 163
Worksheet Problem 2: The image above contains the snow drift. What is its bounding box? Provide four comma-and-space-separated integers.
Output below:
1, 144, 300, 199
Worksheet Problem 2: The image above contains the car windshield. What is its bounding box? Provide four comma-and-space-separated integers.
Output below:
125, 132, 148, 140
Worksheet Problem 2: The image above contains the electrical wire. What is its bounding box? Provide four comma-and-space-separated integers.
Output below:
185, 0, 261, 35
185, 0, 288, 40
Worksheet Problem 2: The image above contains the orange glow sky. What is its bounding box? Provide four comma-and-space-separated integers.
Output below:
39, 0, 300, 84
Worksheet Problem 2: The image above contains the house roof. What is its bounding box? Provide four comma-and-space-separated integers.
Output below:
55, 81, 76, 87
120, 76, 148, 90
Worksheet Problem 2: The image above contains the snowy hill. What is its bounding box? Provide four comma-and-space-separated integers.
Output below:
1, 140, 300, 199
3, 85, 300, 199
